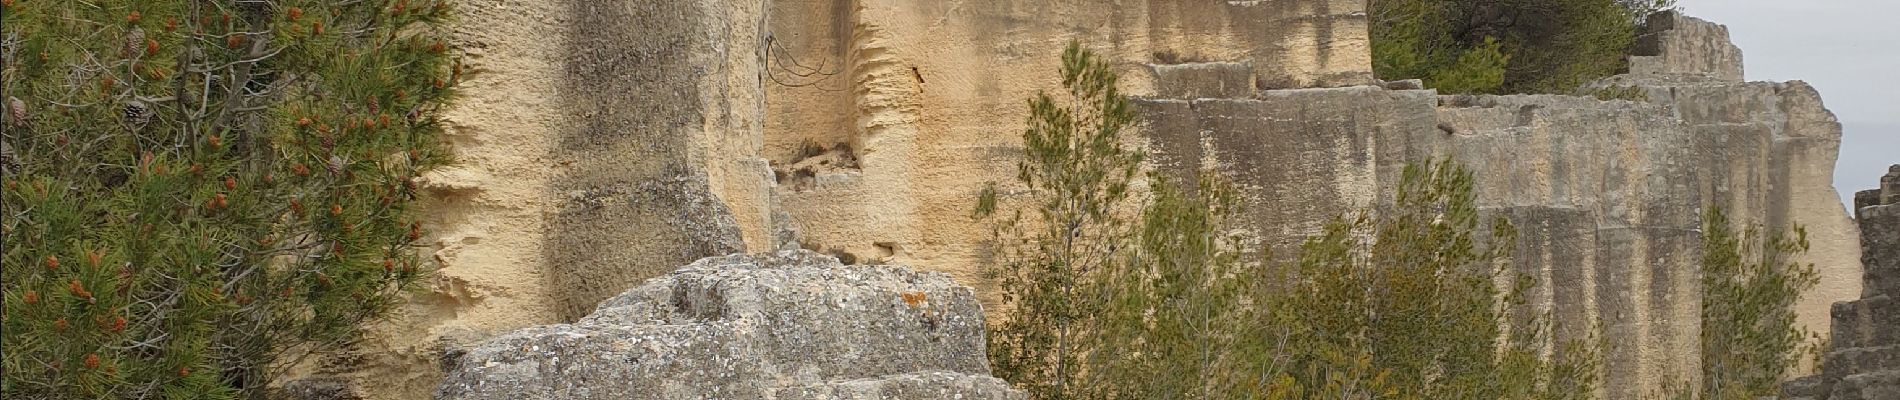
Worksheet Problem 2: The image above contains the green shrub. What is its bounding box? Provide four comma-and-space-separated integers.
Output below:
1370, 0, 1673, 94
1086, 173, 1269, 399
1693, 209, 1820, 400
975, 40, 1144, 399
1270, 160, 1598, 399
1, 1, 458, 398
980, 42, 1598, 400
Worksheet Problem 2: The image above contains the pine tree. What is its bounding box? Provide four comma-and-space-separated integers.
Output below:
1693, 208, 1820, 400
1, 1, 458, 398
1269, 160, 1598, 399
979, 39, 1600, 399
974, 40, 1144, 400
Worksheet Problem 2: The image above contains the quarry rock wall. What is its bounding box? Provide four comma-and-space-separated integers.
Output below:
760, 0, 1372, 293
292, 0, 773, 398
1136, 70, 1861, 397
764, 8, 1861, 398
296, 3, 1866, 399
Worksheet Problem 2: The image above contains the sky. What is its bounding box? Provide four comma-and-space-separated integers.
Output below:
1677, 0, 1899, 211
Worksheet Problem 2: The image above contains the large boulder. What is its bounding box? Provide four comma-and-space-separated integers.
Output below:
435, 250, 1024, 399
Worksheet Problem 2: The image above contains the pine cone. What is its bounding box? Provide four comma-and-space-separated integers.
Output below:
7, 96, 25, 127
327, 155, 345, 176
125, 27, 147, 58
122, 100, 152, 131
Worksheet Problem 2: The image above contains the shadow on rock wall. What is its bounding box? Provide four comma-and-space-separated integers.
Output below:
545, 0, 746, 321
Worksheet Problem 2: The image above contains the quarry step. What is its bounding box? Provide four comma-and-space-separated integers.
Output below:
1860, 203, 1899, 297
1148, 62, 1256, 100
1830, 370, 1900, 400
1831, 295, 1900, 350
1824, 345, 1900, 377
1784, 373, 1829, 399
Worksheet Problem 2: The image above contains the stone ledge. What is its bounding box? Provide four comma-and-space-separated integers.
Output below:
1149, 62, 1257, 100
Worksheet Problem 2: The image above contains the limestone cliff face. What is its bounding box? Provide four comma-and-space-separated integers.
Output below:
290, 0, 774, 398
297, 3, 1864, 399
1137, 74, 1859, 397
761, 0, 1373, 306
764, 8, 1861, 398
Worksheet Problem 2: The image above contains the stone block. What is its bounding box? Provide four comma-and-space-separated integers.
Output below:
436, 250, 1020, 400
1630, 10, 1745, 81
1830, 370, 1900, 400
1785, 373, 1831, 400
1864, 204, 1899, 297
1823, 345, 1900, 377
1832, 296, 1900, 350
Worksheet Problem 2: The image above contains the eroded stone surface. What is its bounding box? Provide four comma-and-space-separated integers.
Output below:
1135, 60, 1861, 400
435, 250, 1021, 400
1631, 11, 1744, 81
1784, 165, 1900, 399
762, 0, 1375, 300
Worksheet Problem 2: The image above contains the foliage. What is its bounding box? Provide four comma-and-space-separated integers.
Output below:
1086, 173, 1277, 399
1428, 38, 1510, 95
980, 42, 1599, 400
1, 0, 459, 398
1692, 208, 1820, 400
1370, 0, 1672, 94
1267, 160, 1599, 400
975, 40, 1144, 399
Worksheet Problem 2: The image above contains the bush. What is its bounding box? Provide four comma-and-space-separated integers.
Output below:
1269, 160, 1598, 399
1, 1, 458, 398
1693, 208, 1820, 400
1087, 173, 1266, 399
974, 40, 1145, 399
979, 42, 1597, 400
1370, 0, 1675, 94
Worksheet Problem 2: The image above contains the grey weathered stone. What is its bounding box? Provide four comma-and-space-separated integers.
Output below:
1830, 371, 1900, 400
436, 250, 1023, 400
278, 377, 363, 400
1784, 165, 1900, 399
1630, 10, 1744, 81
1786, 374, 1829, 400
1865, 201, 1900, 299
767, 371, 1024, 400
541, 0, 757, 321
1831, 296, 1900, 352
1381, 79, 1425, 90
